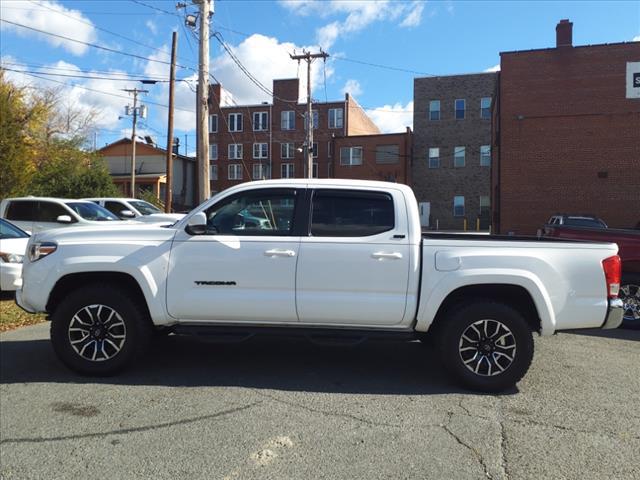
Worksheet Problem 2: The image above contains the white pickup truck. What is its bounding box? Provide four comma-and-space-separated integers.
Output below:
16, 180, 624, 392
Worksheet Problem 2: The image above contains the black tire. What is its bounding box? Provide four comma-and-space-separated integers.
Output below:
437, 301, 534, 393
620, 273, 640, 330
50, 284, 152, 376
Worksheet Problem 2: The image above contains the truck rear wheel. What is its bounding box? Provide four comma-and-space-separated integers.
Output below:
437, 301, 534, 392
50, 285, 151, 375
620, 273, 640, 329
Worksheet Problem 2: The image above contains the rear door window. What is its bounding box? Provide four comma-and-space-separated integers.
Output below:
36, 201, 73, 222
105, 201, 127, 217
310, 190, 395, 237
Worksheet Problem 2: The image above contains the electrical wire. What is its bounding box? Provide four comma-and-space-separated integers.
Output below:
1, 67, 193, 83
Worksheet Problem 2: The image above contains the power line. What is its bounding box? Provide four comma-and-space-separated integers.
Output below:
129, 0, 180, 17
0, 6, 163, 16
333, 57, 435, 76
0, 61, 173, 81
1, 67, 193, 83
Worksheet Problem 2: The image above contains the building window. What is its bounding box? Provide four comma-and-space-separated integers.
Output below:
329, 108, 343, 128
252, 163, 270, 180
454, 146, 465, 167
312, 142, 318, 158
481, 97, 491, 119
228, 164, 243, 180
428, 148, 440, 168
228, 113, 242, 132
454, 196, 465, 217
304, 110, 319, 130
253, 142, 268, 159
479, 195, 490, 214
455, 99, 465, 120
208, 114, 218, 133
340, 146, 363, 166
429, 100, 440, 121
480, 145, 491, 166
281, 142, 294, 159
253, 111, 268, 131
210, 165, 218, 180
313, 163, 318, 178
209, 144, 218, 160
375, 145, 399, 164
281, 163, 295, 178
281, 110, 295, 130
228, 143, 243, 160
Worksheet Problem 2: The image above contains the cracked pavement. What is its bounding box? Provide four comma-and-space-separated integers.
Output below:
1, 324, 639, 479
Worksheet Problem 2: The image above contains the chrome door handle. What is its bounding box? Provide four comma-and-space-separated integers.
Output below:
371, 252, 403, 260
264, 249, 296, 257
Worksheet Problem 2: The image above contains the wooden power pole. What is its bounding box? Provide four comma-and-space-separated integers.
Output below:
197, 0, 213, 202
165, 31, 178, 213
123, 87, 148, 197
289, 50, 329, 178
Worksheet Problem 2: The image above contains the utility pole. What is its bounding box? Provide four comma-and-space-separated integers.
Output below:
123, 88, 148, 197
289, 50, 329, 178
197, 0, 212, 202
165, 31, 178, 213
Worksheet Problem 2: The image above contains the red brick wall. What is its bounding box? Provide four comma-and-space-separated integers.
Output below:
494, 42, 640, 234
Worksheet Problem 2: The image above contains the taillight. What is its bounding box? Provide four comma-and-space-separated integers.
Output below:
602, 255, 621, 299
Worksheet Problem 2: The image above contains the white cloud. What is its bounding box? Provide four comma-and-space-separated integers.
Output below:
341, 79, 363, 97
1, 0, 97, 55
399, 2, 425, 28
280, 0, 423, 49
366, 101, 413, 134
146, 20, 158, 35
210, 34, 332, 105
633, 35, 640, 42
484, 64, 500, 72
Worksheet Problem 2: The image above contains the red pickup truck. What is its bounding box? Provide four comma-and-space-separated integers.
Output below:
543, 224, 640, 328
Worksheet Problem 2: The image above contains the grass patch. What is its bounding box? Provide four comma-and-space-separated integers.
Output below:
0, 293, 47, 332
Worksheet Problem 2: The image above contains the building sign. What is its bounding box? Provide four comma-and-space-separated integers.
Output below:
627, 62, 640, 99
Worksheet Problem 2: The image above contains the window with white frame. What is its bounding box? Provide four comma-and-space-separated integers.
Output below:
228, 143, 243, 160
328, 108, 343, 128
228, 113, 243, 132
312, 163, 318, 178
253, 111, 268, 131
304, 110, 319, 130
208, 114, 218, 133
253, 142, 268, 159
252, 163, 270, 180
281, 142, 294, 159
281, 163, 295, 178
454, 196, 465, 217
455, 99, 465, 120
228, 164, 242, 180
454, 146, 465, 167
479, 195, 490, 214
429, 100, 440, 121
312, 142, 318, 158
281, 110, 295, 130
480, 145, 491, 166
428, 148, 440, 168
210, 164, 218, 180
480, 97, 492, 119
340, 146, 363, 166
209, 144, 218, 160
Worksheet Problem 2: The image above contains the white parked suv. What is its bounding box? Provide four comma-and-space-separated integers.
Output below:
83, 198, 185, 224
0, 197, 123, 233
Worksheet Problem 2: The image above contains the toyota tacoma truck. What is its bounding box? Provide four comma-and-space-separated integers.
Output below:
16, 180, 624, 392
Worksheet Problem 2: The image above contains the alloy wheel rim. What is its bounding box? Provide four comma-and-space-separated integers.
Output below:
620, 283, 640, 322
459, 319, 516, 377
68, 304, 126, 362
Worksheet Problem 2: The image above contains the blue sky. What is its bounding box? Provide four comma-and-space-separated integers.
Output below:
1, 0, 639, 154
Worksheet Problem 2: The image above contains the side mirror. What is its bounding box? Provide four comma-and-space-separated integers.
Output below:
56, 215, 72, 224
185, 211, 207, 235
120, 209, 136, 219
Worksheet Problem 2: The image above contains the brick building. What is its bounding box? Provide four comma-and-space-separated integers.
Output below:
413, 73, 496, 230
492, 20, 640, 234
208, 79, 411, 193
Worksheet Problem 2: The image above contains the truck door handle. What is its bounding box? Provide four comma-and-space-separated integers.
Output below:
371, 252, 403, 260
264, 249, 296, 257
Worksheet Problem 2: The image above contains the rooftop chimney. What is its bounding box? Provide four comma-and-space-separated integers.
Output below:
556, 19, 573, 48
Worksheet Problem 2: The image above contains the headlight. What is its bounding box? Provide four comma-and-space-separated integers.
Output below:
28, 242, 57, 262
0, 252, 24, 263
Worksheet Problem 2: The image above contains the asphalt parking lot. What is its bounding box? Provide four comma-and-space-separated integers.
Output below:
1, 323, 639, 480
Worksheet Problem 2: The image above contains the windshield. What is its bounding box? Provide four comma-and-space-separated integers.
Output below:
66, 202, 120, 221
0, 219, 29, 239
129, 200, 161, 215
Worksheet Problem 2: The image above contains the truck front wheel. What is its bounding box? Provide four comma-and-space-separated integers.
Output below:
50, 285, 151, 375
438, 301, 534, 392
